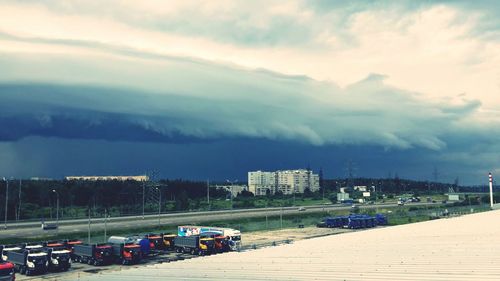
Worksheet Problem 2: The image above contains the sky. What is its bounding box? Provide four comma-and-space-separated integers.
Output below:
0, 0, 499, 185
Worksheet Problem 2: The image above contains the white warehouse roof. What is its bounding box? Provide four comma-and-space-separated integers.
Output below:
82, 210, 500, 280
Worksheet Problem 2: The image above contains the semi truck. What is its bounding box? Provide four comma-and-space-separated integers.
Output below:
4, 249, 48, 276
72, 244, 113, 266
0, 262, 15, 281
177, 226, 241, 251
44, 245, 71, 271
174, 236, 214, 256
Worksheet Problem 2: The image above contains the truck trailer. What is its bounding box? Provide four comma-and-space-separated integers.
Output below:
174, 236, 214, 256
0, 245, 23, 262
72, 244, 113, 266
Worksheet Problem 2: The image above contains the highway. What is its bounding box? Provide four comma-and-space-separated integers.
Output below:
0, 202, 438, 240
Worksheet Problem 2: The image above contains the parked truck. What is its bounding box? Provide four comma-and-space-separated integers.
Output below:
145, 234, 163, 251
44, 245, 71, 271
62, 239, 83, 260
4, 249, 48, 276
0, 245, 23, 262
177, 226, 241, 251
174, 236, 214, 256
161, 233, 176, 250
200, 232, 230, 253
110, 243, 141, 265
0, 262, 15, 281
108, 236, 151, 256
72, 244, 113, 266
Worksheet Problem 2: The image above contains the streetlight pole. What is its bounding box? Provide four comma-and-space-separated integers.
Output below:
142, 180, 145, 219
52, 189, 59, 225
155, 186, 162, 228
88, 208, 91, 244
3, 178, 8, 229
104, 209, 108, 243
17, 179, 22, 221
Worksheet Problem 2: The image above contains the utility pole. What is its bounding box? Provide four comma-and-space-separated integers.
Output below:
52, 189, 59, 225
280, 206, 283, 229
3, 178, 8, 229
104, 209, 108, 243
207, 179, 210, 205
142, 180, 145, 219
158, 188, 161, 228
489, 173, 494, 209
17, 179, 22, 221
88, 208, 91, 244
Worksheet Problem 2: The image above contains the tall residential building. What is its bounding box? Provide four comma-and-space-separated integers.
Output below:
248, 169, 320, 196
248, 171, 277, 196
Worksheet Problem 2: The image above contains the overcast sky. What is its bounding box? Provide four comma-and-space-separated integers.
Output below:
1, 1, 499, 184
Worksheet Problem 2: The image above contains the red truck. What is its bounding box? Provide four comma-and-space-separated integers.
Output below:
0, 262, 15, 281
110, 243, 142, 265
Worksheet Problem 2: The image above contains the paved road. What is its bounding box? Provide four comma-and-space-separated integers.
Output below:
0, 202, 439, 240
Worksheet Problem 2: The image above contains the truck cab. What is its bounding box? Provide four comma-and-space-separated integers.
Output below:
0, 262, 15, 281
44, 245, 71, 271
161, 233, 176, 250
110, 243, 141, 265
201, 232, 229, 253
198, 237, 215, 255
145, 234, 163, 251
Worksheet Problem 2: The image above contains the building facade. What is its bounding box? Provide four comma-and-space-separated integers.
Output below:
65, 175, 149, 181
248, 169, 320, 196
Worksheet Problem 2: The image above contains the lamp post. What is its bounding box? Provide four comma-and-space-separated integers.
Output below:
155, 186, 162, 228
52, 189, 59, 225
3, 178, 8, 229
142, 180, 145, 219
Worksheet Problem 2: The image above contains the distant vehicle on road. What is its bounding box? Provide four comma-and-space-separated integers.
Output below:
298, 207, 306, 211
41, 223, 58, 230
397, 201, 405, 206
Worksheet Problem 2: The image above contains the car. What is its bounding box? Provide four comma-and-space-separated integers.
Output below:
41, 223, 58, 230
298, 207, 306, 211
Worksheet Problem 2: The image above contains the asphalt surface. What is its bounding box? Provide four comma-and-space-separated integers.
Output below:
0, 202, 438, 240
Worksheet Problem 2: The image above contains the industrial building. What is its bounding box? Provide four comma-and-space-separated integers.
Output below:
248, 169, 320, 196
81, 210, 500, 281
65, 175, 149, 181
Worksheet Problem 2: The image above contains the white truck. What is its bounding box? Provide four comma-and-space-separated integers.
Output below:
177, 226, 241, 251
